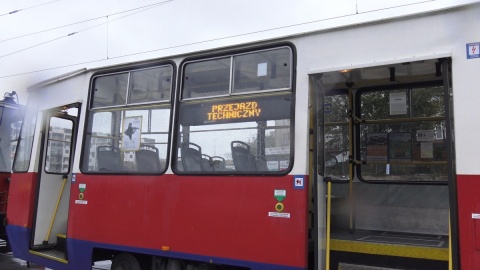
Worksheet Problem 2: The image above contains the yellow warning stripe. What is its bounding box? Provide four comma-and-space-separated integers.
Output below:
29, 250, 68, 264
331, 239, 449, 261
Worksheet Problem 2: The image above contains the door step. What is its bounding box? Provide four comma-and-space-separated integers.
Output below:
30, 248, 67, 264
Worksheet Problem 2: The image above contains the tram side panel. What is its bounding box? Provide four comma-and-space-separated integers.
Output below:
66, 174, 309, 269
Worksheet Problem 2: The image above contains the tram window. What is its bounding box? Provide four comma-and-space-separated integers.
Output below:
82, 64, 173, 174
45, 117, 73, 174
174, 93, 292, 174
182, 58, 231, 99
359, 86, 448, 182
13, 106, 37, 172
233, 47, 291, 93
0, 107, 23, 172
129, 66, 172, 104
324, 92, 350, 181
175, 46, 294, 174
92, 73, 129, 108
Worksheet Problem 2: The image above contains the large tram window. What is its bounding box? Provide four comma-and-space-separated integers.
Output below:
233, 48, 291, 93
45, 117, 73, 174
13, 105, 37, 172
175, 46, 294, 174
82, 64, 173, 174
359, 86, 448, 182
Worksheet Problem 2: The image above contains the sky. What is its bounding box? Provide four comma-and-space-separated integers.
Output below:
0, 0, 356, 104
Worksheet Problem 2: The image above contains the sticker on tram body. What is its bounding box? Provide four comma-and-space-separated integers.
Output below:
268, 212, 291, 218
294, 175, 305, 189
71, 173, 76, 182
467, 42, 480, 59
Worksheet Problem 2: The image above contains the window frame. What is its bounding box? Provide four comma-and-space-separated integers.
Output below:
354, 80, 449, 184
173, 43, 296, 176
80, 61, 176, 175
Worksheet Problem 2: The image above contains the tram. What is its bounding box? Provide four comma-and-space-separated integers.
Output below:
5, 1, 480, 270
0, 91, 23, 252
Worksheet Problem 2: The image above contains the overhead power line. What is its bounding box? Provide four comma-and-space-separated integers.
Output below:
0, 1, 172, 43
0, 0, 174, 59
0, 0, 60, 17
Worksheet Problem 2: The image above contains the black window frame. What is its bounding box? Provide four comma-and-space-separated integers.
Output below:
172, 43, 296, 176
80, 61, 176, 175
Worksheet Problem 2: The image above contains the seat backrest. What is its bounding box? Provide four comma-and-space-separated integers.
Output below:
181, 143, 203, 172
202, 154, 214, 171
211, 156, 226, 171
97, 146, 123, 172
231, 141, 257, 171
136, 145, 162, 173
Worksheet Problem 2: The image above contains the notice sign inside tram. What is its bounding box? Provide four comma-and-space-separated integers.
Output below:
122, 116, 142, 151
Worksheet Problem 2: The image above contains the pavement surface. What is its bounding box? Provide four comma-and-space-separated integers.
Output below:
0, 253, 45, 270
0, 252, 111, 270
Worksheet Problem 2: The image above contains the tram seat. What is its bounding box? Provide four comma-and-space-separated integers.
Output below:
231, 141, 257, 171
202, 154, 214, 171
212, 156, 226, 171
136, 145, 162, 173
181, 142, 204, 172
97, 146, 123, 172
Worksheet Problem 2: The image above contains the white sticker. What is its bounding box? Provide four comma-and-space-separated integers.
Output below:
472, 213, 480, 219
257, 63, 268, 77
274, 190, 286, 197
75, 200, 88, 205
268, 212, 291, 218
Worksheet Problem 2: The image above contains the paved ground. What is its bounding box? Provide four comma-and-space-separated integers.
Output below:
0, 253, 45, 270
0, 252, 111, 270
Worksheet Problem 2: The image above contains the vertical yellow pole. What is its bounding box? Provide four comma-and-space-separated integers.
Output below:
449, 213, 452, 270
326, 181, 332, 270
45, 176, 67, 243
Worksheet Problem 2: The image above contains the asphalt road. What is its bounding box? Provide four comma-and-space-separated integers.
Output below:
0, 253, 46, 270
0, 252, 111, 270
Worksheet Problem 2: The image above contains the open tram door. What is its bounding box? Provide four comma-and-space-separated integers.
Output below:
310, 58, 457, 270
30, 103, 80, 263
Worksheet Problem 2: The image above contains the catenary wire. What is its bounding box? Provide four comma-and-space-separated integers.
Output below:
0, 0, 60, 17
0, 1, 173, 43
0, 0, 174, 59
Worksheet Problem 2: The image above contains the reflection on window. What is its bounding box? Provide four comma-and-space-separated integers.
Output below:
181, 47, 292, 100
233, 48, 291, 93
0, 107, 24, 172
182, 58, 230, 99
83, 64, 173, 174
45, 117, 73, 174
175, 93, 292, 174
324, 93, 350, 181
13, 105, 37, 172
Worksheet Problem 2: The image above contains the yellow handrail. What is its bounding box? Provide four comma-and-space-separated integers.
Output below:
45, 175, 67, 243
326, 181, 332, 270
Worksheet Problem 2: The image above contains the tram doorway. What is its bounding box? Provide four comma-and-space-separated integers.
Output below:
311, 58, 456, 270
30, 103, 80, 263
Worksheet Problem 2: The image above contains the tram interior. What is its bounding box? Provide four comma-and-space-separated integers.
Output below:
316, 59, 452, 269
